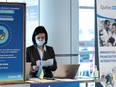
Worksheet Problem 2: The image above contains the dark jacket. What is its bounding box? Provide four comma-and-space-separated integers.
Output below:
26, 44, 57, 78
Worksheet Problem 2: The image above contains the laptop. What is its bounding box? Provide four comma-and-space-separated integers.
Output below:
54, 64, 80, 79
25, 62, 31, 80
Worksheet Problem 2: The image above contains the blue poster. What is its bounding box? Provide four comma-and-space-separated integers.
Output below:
0, 3, 25, 82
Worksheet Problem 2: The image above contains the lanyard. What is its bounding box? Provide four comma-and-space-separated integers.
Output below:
36, 47, 44, 66
40, 51, 44, 66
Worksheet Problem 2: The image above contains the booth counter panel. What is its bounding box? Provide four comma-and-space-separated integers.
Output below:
0, 81, 79, 87
30, 81, 79, 87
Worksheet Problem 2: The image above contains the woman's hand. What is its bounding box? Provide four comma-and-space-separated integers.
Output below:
32, 66, 39, 71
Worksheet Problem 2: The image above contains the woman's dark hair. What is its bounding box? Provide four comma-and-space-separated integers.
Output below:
32, 26, 48, 45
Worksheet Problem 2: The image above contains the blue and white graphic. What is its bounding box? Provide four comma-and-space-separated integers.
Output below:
0, 3, 25, 82
96, 0, 116, 87
0, 22, 12, 47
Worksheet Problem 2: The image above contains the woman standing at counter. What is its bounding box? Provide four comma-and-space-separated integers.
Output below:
26, 26, 57, 79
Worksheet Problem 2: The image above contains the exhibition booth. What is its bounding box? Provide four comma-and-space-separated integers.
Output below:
0, 0, 116, 87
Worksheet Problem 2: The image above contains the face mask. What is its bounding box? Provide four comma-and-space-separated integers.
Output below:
36, 39, 45, 46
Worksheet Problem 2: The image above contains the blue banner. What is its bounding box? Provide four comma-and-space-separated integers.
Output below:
0, 3, 25, 82
30, 81, 79, 87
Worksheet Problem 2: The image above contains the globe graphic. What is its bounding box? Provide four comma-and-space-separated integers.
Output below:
0, 26, 9, 44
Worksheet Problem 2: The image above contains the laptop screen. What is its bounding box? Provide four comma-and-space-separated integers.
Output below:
54, 64, 80, 79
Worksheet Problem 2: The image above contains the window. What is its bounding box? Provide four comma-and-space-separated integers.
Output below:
79, 0, 94, 7
79, 1, 95, 86
0, 0, 6, 1
79, 0, 95, 79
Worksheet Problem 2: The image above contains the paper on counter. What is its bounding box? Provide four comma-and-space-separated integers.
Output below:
36, 59, 53, 66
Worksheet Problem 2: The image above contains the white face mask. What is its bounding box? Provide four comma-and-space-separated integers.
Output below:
36, 39, 45, 46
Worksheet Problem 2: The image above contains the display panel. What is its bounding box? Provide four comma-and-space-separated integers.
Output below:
0, 2, 25, 83
96, 0, 116, 86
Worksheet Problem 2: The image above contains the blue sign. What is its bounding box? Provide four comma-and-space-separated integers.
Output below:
31, 81, 79, 87
0, 3, 25, 82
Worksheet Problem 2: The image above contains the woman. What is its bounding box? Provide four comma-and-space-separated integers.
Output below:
26, 26, 57, 79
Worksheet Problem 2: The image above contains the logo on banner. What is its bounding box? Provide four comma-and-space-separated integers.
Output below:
0, 22, 12, 47
100, 5, 116, 10
100, 5, 111, 10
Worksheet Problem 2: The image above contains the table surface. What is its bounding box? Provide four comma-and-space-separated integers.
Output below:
0, 77, 105, 85
76, 77, 105, 83
25, 77, 105, 84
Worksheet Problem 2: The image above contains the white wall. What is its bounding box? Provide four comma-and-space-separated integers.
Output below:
40, 0, 79, 65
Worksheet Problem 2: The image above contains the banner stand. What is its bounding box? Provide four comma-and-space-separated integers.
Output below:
0, 2, 26, 83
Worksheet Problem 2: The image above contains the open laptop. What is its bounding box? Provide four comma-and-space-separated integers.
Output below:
54, 64, 80, 79
25, 62, 31, 80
